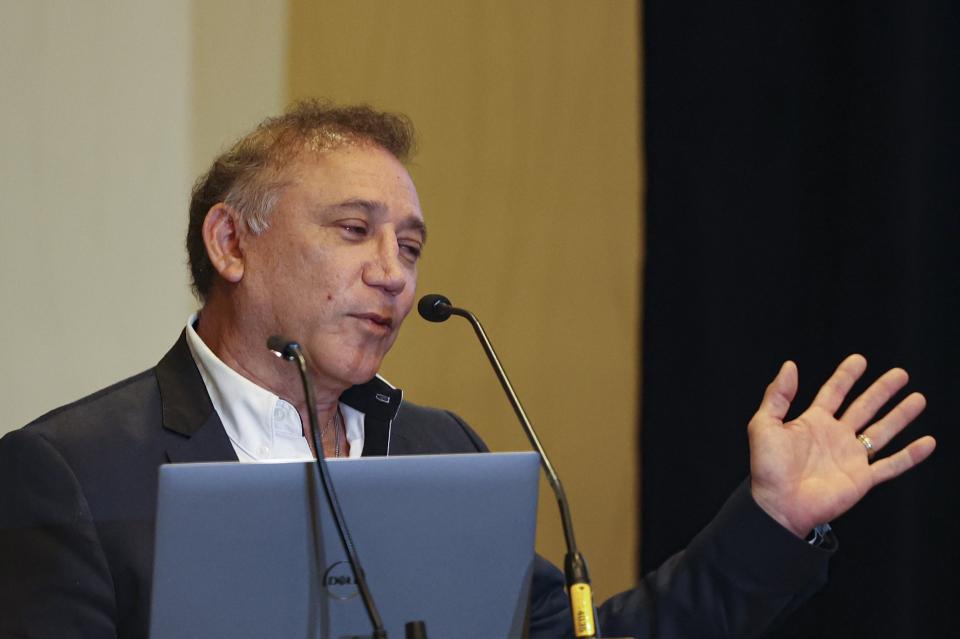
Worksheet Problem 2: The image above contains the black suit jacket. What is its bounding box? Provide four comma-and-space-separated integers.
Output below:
1, 333, 833, 638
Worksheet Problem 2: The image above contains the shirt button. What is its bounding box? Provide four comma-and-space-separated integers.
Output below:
260, 446, 270, 455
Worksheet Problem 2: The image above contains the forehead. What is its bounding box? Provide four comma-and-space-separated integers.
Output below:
283, 144, 422, 218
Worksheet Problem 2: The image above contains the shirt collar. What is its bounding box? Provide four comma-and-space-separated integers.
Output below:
183, 314, 403, 460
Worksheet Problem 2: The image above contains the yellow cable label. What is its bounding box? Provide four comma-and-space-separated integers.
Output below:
569, 583, 596, 638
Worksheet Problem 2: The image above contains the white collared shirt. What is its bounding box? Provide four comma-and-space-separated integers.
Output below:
184, 315, 365, 462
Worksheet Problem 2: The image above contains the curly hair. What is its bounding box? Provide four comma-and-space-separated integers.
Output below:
186, 99, 417, 300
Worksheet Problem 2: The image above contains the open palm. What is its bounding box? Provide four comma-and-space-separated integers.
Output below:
748, 355, 936, 538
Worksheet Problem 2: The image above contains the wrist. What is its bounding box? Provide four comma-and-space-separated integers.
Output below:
749, 483, 811, 538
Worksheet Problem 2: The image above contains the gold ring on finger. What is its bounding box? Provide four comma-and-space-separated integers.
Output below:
857, 433, 875, 460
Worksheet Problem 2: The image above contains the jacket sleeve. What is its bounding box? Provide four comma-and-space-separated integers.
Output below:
0, 428, 118, 639
529, 481, 835, 639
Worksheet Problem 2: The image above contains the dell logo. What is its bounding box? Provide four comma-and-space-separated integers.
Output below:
323, 561, 359, 600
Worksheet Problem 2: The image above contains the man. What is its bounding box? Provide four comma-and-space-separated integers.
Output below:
0, 101, 936, 638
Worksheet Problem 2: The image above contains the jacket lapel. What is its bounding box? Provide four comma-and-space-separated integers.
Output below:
155, 330, 238, 464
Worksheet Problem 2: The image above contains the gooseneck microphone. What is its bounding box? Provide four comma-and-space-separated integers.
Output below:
266, 336, 391, 639
417, 294, 600, 639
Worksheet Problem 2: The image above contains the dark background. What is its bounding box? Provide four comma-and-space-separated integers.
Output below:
641, 2, 958, 637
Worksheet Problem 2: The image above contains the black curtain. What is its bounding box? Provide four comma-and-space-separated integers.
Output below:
641, 2, 958, 638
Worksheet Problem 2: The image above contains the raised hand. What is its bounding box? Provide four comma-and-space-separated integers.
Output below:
748, 355, 936, 538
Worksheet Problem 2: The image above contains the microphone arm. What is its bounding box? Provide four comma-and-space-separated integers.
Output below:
417, 295, 599, 639
266, 336, 389, 639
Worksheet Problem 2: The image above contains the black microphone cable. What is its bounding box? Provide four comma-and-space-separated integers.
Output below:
266, 336, 391, 639
417, 294, 600, 639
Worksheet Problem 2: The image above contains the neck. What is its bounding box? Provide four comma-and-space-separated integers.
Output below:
195, 299, 346, 446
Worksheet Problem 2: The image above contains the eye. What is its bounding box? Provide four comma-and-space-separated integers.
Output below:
400, 242, 422, 261
338, 221, 368, 237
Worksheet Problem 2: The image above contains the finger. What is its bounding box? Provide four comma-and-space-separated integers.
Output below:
810, 354, 868, 414
867, 435, 937, 486
754, 361, 798, 423
840, 367, 910, 430
858, 392, 927, 452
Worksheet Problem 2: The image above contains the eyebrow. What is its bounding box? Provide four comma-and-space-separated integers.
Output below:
330, 198, 428, 243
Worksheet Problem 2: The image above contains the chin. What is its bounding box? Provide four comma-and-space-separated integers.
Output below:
322, 353, 386, 389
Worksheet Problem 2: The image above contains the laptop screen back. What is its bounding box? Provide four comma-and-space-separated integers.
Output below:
149, 452, 540, 639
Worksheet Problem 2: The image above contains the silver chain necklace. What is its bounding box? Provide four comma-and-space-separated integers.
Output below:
321, 406, 342, 459
332, 406, 342, 458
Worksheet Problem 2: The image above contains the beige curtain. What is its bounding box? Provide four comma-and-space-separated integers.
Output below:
289, 0, 642, 600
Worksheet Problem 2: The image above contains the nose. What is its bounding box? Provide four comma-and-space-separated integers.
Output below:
361, 232, 407, 295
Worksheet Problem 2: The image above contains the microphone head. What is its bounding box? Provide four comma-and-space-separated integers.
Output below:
266, 335, 300, 360
417, 294, 453, 322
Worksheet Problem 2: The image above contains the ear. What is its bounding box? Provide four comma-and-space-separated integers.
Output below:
202, 203, 245, 284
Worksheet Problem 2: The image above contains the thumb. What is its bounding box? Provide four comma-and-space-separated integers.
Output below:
754, 361, 798, 424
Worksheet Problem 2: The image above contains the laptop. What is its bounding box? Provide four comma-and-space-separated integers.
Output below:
149, 452, 540, 639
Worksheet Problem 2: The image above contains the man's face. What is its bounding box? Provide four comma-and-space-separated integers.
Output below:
238, 143, 424, 389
